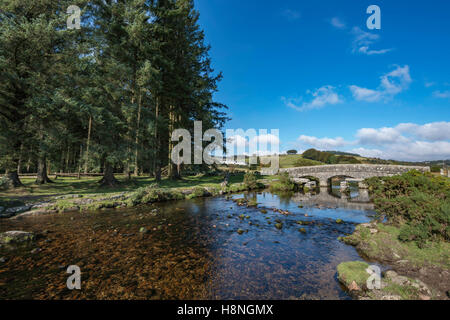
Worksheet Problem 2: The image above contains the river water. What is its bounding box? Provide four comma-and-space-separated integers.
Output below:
0, 186, 375, 300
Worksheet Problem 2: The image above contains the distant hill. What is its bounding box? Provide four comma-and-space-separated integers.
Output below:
326, 150, 361, 157
301, 149, 447, 168
422, 160, 450, 166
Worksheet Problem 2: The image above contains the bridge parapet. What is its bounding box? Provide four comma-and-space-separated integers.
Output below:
280, 164, 430, 187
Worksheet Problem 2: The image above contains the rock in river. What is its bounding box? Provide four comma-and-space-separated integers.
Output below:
0, 205, 32, 218
0, 231, 35, 244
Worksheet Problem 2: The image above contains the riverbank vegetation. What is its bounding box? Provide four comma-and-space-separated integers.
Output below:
339, 171, 450, 300
365, 171, 449, 246
0, 172, 272, 211
269, 172, 296, 192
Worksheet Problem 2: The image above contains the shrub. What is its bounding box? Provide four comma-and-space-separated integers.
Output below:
366, 171, 450, 245
0, 176, 8, 190
226, 183, 247, 193
294, 158, 322, 167
430, 166, 441, 173
243, 171, 259, 190
269, 172, 295, 192
186, 187, 208, 199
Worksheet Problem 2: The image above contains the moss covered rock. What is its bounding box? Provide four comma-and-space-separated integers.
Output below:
0, 231, 35, 245
337, 261, 370, 290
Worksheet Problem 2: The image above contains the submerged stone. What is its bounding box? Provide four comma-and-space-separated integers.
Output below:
139, 227, 149, 234
0, 231, 35, 244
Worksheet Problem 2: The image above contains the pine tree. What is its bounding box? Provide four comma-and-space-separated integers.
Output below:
1, 0, 228, 188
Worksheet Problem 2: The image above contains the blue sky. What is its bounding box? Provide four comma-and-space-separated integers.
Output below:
195, 0, 450, 161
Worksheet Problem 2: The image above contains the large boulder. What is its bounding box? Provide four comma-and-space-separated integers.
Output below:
0, 205, 32, 218
0, 231, 35, 244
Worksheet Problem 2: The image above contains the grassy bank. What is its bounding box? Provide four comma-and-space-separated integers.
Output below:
342, 223, 450, 270
1, 174, 253, 197
338, 172, 450, 300
1, 172, 274, 214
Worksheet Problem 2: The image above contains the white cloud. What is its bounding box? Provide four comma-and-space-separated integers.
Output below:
225, 133, 280, 156
353, 142, 450, 162
298, 135, 349, 150
350, 147, 384, 158
350, 65, 412, 102
298, 121, 450, 161
358, 46, 392, 55
433, 90, 450, 99
356, 127, 408, 145
283, 86, 342, 112
330, 17, 346, 29
396, 122, 450, 141
381, 65, 412, 95
385, 141, 450, 161
253, 134, 280, 145
349, 86, 382, 102
351, 26, 392, 56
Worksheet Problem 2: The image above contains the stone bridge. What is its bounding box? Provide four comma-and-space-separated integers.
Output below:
280, 164, 430, 187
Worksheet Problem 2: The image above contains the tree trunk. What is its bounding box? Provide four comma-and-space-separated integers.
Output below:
99, 162, 119, 187
65, 145, 70, 172
168, 106, 181, 180
126, 144, 131, 179
26, 156, 31, 173
84, 115, 92, 174
167, 105, 178, 180
154, 97, 161, 182
134, 94, 142, 176
36, 156, 53, 184
4, 171, 23, 188
77, 144, 83, 180
17, 143, 23, 174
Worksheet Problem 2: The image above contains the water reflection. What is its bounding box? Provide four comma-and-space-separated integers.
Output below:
291, 187, 374, 212
0, 188, 376, 300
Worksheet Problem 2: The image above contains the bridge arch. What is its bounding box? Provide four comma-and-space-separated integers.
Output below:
280, 164, 430, 188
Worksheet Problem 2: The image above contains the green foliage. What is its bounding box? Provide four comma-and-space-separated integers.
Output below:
294, 158, 323, 167
336, 155, 361, 164
243, 171, 259, 190
0, 176, 8, 190
192, 187, 208, 198
430, 166, 441, 173
342, 223, 450, 270
302, 149, 360, 164
286, 150, 298, 155
337, 261, 370, 288
276, 154, 323, 168
0, 0, 228, 184
366, 171, 450, 245
269, 172, 295, 192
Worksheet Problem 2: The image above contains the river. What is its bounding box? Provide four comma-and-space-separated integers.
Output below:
0, 186, 376, 300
